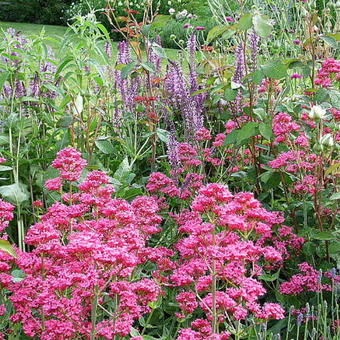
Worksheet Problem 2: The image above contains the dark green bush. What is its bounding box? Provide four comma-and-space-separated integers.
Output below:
0, 0, 73, 25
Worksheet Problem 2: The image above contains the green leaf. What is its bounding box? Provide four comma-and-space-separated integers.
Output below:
325, 162, 340, 176
224, 130, 238, 145
152, 45, 167, 59
156, 129, 170, 143
0, 135, 8, 146
325, 33, 340, 41
72, 94, 83, 115
57, 115, 73, 128
259, 270, 280, 282
121, 62, 137, 79
0, 165, 12, 172
315, 88, 330, 104
237, 13, 253, 31
11, 269, 25, 282
237, 122, 258, 143
251, 69, 265, 85
329, 90, 340, 109
141, 62, 156, 73
207, 25, 230, 43
259, 123, 273, 140
56, 56, 74, 75
320, 35, 338, 49
329, 241, 340, 255
95, 139, 115, 154
0, 183, 29, 206
0, 240, 17, 258
0, 71, 9, 92
330, 192, 340, 200
130, 328, 140, 337
311, 231, 334, 241
262, 61, 287, 79
253, 14, 273, 38
224, 88, 237, 101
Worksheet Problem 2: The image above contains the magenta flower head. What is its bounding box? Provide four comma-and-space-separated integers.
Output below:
0, 157, 6, 164
293, 39, 301, 45
195, 26, 206, 31
225, 16, 235, 22
291, 73, 302, 79
183, 23, 192, 29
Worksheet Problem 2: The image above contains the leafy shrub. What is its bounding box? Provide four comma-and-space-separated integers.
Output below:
0, 0, 73, 25
159, 17, 215, 49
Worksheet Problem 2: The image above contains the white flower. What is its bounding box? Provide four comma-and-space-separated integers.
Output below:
169, 8, 176, 14
320, 134, 334, 147
309, 105, 327, 120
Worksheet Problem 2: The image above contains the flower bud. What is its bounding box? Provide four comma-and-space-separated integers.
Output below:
320, 133, 334, 148
309, 105, 327, 120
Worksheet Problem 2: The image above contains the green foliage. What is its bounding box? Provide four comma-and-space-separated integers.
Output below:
0, 0, 73, 25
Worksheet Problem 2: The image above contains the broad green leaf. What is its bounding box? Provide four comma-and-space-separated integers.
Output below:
207, 25, 230, 43
325, 162, 340, 176
325, 33, 340, 41
11, 269, 25, 282
156, 128, 170, 143
251, 69, 265, 85
311, 231, 334, 241
130, 328, 140, 337
72, 94, 83, 115
224, 88, 237, 101
224, 130, 238, 145
315, 88, 330, 104
0, 165, 12, 172
95, 139, 115, 154
114, 157, 135, 188
329, 90, 340, 109
262, 61, 287, 79
152, 45, 167, 59
237, 122, 258, 143
259, 123, 273, 140
141, 62, 156, 73
320, 35, 338, 49
237, 13, 253, 31
0, 240, 17, 258
330, 192, 340, 200
0, 183, 29, 206
253, 14, 273, 38
259, 270, 280, 281
329, 241, 340, 255
121, 62, 137, 79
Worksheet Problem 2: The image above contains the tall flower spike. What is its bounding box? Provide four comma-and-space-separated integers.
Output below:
167, 130, 181, 171
249, 29, 260, 73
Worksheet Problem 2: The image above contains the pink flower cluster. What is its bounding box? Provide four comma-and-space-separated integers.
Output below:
280, 262, 332, 295
315, 58, 340, 88
0, 199, 14, 233
147, 171, 204, 200
272, 112, 301, 144
162, 183, 286, 336
1, 149, 164, 339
